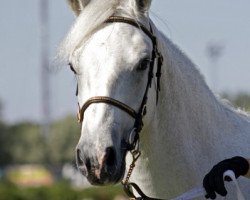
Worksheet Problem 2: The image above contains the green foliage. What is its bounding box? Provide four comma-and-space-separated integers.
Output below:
222, 93, 250, 112
0, 115, 80, 166
47, 116, 80, 165
0, 122, 11, 166
7, 123, 44, 164
0, 100, 3, 121
0, 180, 125, 200
233, 94, 250, 111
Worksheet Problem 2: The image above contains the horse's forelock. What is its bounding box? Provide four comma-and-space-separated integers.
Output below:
57, 0, 148, 65
57, 0, 118, 64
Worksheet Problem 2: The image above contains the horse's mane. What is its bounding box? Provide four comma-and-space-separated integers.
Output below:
220, 96, 250, 120
57, 0, 143, 64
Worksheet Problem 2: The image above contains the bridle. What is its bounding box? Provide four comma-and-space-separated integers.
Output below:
76, 16, 163, 199
73, 16, 244, 200
77, 16, 163, 150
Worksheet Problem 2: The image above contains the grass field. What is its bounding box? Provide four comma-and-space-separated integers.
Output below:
0, 180, 127, 200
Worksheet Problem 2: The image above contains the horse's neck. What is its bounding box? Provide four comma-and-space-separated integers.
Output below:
131, 31, 250, 198
155, 32, 250, 149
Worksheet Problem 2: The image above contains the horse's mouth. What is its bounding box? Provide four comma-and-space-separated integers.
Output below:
80, 161, 126, 185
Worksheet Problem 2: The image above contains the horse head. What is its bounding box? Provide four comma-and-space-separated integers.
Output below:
59, 1, 250, 199
62, 0, 158, 185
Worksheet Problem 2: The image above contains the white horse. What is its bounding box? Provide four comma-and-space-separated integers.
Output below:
58, 0, 250, 199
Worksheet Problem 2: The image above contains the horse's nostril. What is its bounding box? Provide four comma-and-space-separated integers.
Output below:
105, 147, 116, 167
85, 157, 91, 172
76, 149, 84, 165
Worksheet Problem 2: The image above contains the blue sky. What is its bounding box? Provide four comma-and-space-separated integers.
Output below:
0, 0, 250, 123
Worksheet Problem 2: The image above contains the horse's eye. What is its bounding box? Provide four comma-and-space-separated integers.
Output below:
69, 63, 77, 74
137, 59, 151, 71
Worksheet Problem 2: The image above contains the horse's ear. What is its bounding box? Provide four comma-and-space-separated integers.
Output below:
67, 0, 90, 16
135, 0, 152, 13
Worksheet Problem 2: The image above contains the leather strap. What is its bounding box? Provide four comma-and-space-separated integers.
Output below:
106, 16, 156, 43
78, 96, 137, 122
124, 182, 164, 200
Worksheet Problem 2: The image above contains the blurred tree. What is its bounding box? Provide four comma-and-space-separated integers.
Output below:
7, 123, 45, 164
222, 93, 250, 112
233, 93, 250, 111
47, 116, 80, 165
0, 100, 2, 120
0, 100, 11, 166
0, 122, 10, 166
0, 115, 80, 166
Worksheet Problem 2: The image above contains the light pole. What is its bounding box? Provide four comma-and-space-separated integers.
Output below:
40, 0, 50, 139
206, 41, 225, 92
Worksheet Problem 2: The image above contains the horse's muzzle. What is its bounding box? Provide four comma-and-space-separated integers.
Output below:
76, 146, 125, 185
